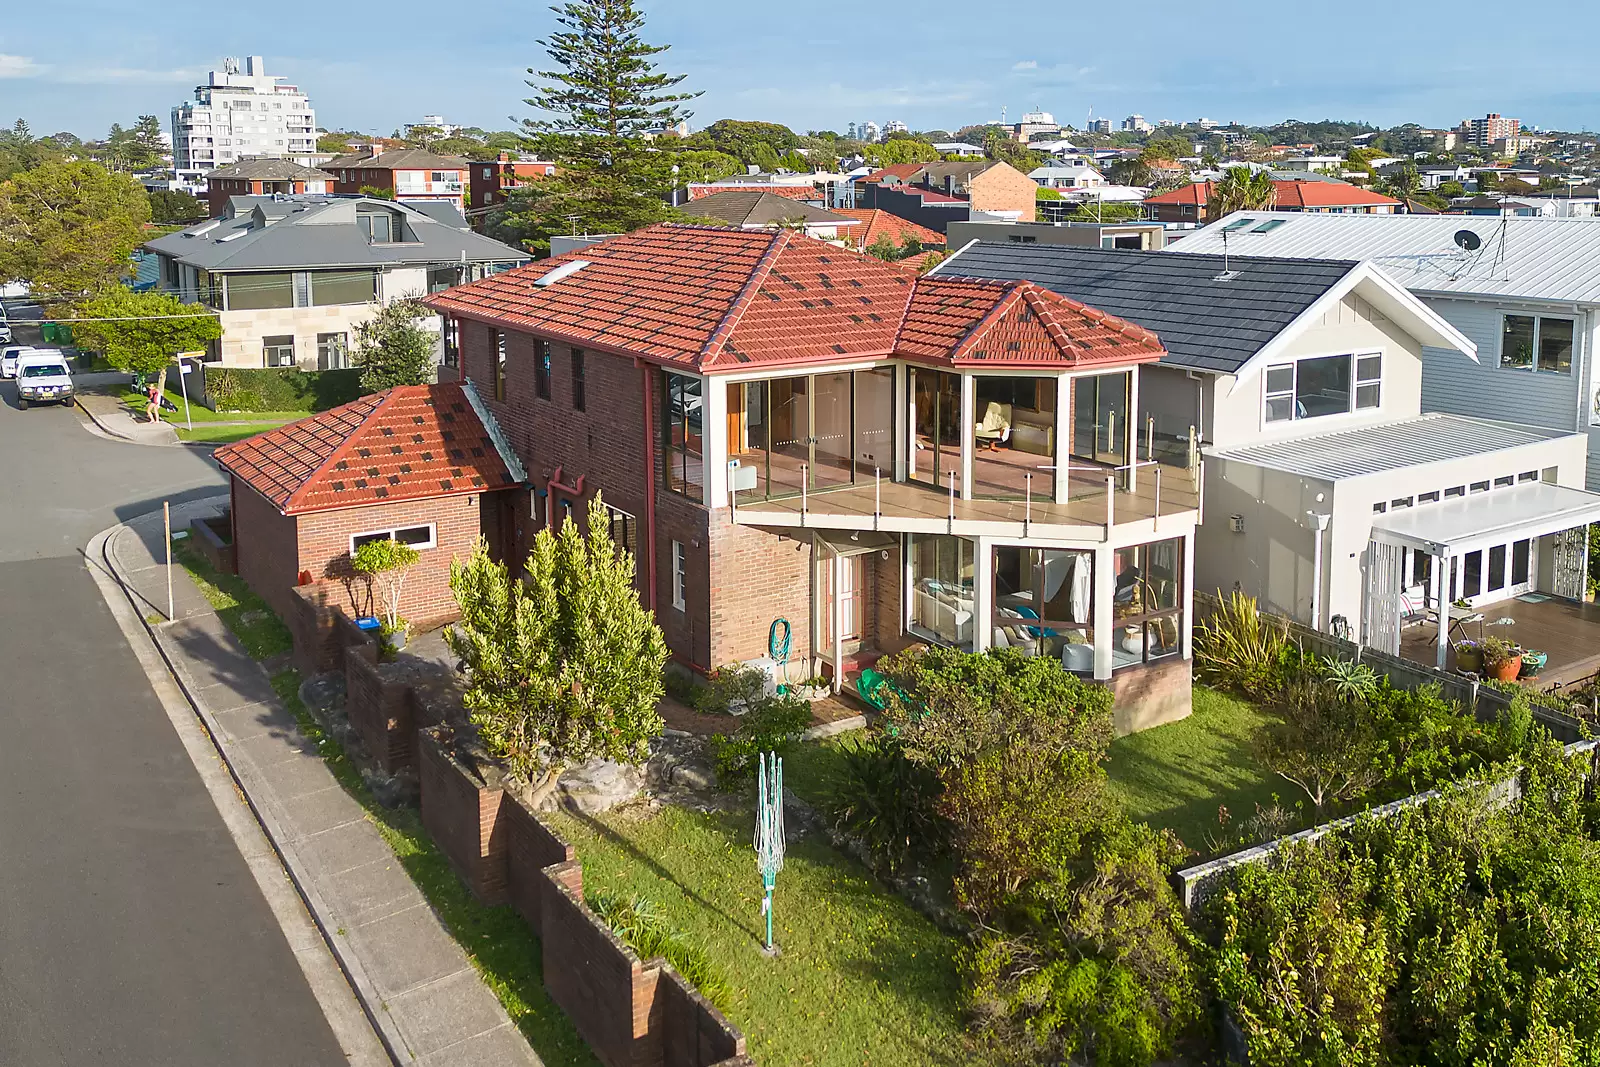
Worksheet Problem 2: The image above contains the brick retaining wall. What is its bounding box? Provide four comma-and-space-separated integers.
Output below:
188, 515, 236, 575
346, 654, 417, 773
419, 730, 509, 906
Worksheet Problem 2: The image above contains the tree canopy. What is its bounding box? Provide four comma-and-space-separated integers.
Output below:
0, 161, 150, 303
354, 297, 436, 392
72, 288, 221, 391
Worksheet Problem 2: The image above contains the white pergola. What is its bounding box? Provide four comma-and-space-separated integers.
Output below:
1368, 482, 1600, 668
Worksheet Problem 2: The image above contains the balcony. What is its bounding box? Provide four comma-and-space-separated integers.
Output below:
730, 459, 1200, 540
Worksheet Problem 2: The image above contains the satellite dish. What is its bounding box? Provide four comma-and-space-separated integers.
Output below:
1454, 229, 1482, 252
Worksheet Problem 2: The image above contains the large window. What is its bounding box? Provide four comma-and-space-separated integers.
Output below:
227, 272, 294, 311
312, 270, 377, 306
974, 374, 1057, 501
535, 338, 551, 399
351, 524, 436, 552
992, 546, 1094, 669
1264, 352, 1381, 423
262, 335, 295, 367
358, 211, 398, 243
1111, 538, 1183, 666
1500, 314, 1573, 374
492, 329, 506, 401
909, 535, 975, 649
664, 373, 704, 498
727, 367, 893, 501
909, 368, 961, 489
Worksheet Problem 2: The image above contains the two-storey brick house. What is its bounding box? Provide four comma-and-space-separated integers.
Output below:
425, 223, 1205, 731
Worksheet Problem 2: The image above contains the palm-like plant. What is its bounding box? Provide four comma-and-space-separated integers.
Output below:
1210, 167, 1276, 219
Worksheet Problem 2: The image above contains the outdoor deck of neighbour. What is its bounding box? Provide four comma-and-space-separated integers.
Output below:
731, 461, 1200, 536
1398, 593, 1600, 692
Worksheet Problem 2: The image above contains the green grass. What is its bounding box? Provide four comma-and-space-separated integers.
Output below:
1106, 685, 1287, 852
174, 542, 292, 659
268, 672, 598, 1067
175, 423, 289, 445
547, 800, 969, 1067
116, 386, 307, 423
174, 542, 596, 1065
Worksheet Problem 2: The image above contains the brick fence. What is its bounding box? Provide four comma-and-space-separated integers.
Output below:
187, 514, 236, 575
417, 729, 749, 1067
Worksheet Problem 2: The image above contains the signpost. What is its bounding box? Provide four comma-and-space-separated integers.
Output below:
176, 352, 204, 432
754, 751, 785, 953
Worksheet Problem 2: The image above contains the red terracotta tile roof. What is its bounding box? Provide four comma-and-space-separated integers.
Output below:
904, 186, 965, 204
686, 183, 821, 202
833, 209, 947, 249
424, 223, 1165, 374
214, 383, 519, 516
857, 163, 925, 185
897, 278, 1165, 368
1145, 180, 1400, 209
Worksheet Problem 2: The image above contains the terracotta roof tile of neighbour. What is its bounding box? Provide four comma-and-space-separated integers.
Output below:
833, 209, 947, 249
1144, 182, 1212, 205
1144, 180, 1400, 209
425, 223, 916, 372
896, 277, 1166, 368
214, 383, 518, 515
686, 183, 823, 202
857, 163, 926, 184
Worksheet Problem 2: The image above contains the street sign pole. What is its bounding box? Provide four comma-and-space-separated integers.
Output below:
164, 501, 174, 621
177, 361, 193, 431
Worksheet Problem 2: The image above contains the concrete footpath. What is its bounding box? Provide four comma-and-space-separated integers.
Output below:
90, 496, 542, 1067
75, 384, 181, 446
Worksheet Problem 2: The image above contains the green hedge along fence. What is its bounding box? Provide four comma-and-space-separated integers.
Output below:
199, 366, 364, 413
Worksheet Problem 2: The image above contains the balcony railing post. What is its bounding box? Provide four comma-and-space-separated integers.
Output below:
1146, 416, 1155, 463
1024, 471, 1032, 536
1188, 425, 1198, 472
1153, 466, 1162, 532
1197, 459, 1206, 526
1105, 472, 1116, 539
728, 460, 738, 522
948, 470, 956, 533
801, 463, 808, 527
874, 467, 881, 531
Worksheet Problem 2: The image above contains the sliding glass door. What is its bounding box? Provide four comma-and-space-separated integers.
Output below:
1071, 371, 1130, 469
909, 368, 961, 489
727, 368, 894, 501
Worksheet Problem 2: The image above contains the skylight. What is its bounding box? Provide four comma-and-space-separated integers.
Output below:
1251, 219, 1289, 233
535, 260, 590, 287
1220, 217, 1258, 232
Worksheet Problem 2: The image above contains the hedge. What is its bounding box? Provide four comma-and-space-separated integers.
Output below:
202, 367, 364, 413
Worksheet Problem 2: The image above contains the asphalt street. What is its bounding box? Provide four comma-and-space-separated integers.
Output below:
0, 301, 348, 1065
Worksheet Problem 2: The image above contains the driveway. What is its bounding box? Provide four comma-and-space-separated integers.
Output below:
0, 304, 349, 1064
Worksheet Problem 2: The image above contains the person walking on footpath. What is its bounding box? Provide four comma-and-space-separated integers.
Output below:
145, 380, 161, 424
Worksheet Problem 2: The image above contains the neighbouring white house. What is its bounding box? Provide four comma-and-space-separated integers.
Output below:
144, 194, 527, 369
1171, 212, 1600, 491
937, 241, 1600, 664
1029, 165, 1106, 190
1276, 155, 1345, 174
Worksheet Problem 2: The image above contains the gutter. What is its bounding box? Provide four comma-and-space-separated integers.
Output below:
637, 359, 658, 612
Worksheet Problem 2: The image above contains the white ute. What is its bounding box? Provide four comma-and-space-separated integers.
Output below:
14, 351, 74, 409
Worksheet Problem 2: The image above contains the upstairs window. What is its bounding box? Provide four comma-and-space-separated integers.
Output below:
493, 328, 507, 401
571, 349, 586, 411
535, 339, 551, 399
663, 373, 704, 498
1500, 313, 1573, 374
1264, 351, 1382, 424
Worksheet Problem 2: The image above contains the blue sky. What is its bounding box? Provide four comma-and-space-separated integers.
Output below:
4, 1, 1597, 139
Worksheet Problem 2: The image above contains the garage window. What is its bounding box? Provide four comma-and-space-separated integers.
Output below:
350, 524, 437, 553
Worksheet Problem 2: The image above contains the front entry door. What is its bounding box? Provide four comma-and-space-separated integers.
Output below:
822, 554, 866, 650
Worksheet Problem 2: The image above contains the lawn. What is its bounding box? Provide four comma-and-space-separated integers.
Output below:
172, 542, 598, 1066
548, 800, 969, 1067
116, 386, 307, 423
175, 423, 286, 445
1106, 685, 1288, 853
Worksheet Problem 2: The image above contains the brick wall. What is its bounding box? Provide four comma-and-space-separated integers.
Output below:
233, 477, 303, 625
286, 583, 344, 676
418, 730, 509, 905
1108, 656, 1193, 734
296, 492, 492, 631
503, 794, 579, 937
659, 969, 747, 1067
188, 515, 236, 575
346, 654, 417, 772
969, 164, 1039, 222
706, 513, 812, 669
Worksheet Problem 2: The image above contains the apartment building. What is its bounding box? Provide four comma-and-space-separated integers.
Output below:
203, 159, 333, 216
170, 56, 316, 181
468, 152, 557, 216
423, 223, 1205, 732
323, 147, 470, 212
1464, 113, 1521, 148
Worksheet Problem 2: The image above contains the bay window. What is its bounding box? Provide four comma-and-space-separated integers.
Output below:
1111, 538, 1183, 666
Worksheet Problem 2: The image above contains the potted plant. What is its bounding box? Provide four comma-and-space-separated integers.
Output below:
352, 537, 421, 655
788, 675, 831, 701
1519, 648, 1548, 678
1481, 636, 1522, 682
1455, 639, 1483, 674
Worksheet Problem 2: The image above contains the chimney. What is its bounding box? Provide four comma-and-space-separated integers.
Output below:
498, 151, 511, 164
367, 143, 383, 159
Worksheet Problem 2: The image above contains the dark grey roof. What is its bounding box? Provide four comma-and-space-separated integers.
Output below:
678, 191, 852, 228
205, 158, 334, 181
144, 196, 527, 272
933, 242, 1357, 373
408, 201, 469, 229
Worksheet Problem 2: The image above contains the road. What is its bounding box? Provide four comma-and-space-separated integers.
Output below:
0, 300, 348, 1065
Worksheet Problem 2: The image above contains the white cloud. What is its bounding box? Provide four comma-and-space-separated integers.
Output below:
1012, 60, 1038, 71
0, 54, 45, 78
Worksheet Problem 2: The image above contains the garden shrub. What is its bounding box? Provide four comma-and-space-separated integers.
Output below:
1201, 739, 1600, 1066
586, 891, 730, 1009
1194, 591, 1292, 699
693, 662, 768, 714
825, 731, 948, 875
204, 366, 363, 412
708, 695, 812, 788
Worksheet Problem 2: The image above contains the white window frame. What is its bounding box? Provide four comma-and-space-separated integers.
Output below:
1499, 312, 1575, 375
671, 540, 687, 611
349, 523, 437, 553
1262, 349, 1383, 426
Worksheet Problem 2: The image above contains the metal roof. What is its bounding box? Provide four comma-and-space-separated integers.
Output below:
144, 196, 527, 273
933, 241, 1357, 373
1372, 481, 1600, 554
1169, 211, 1600, 305
1209, 413, 1572, 481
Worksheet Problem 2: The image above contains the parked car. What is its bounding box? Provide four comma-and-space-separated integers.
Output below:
2, 344, 42, 379
14, 352, 75, 409
0, 321, 11, 344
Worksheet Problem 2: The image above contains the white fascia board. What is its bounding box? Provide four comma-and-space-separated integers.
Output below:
1225, 260, 1479, 397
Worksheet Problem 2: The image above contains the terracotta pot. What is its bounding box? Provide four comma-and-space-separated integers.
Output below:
1490, 655, 1522, 682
